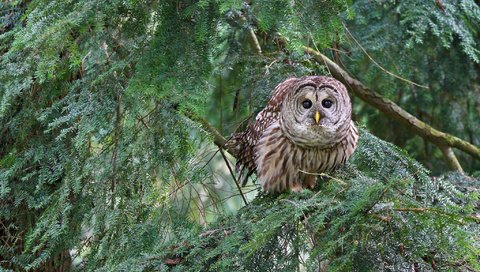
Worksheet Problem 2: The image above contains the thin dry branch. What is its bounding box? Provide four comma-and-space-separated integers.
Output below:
303, 46, 480, 172
342, 23, 428, 89
394, 207, 480, 223
219, 148, 248, 205
439, 145, 464, 173
242, 16, 262, 55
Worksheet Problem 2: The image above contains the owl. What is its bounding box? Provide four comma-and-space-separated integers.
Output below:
228, 76, 358, 193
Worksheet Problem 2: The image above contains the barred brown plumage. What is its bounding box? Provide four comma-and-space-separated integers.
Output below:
227, 76, 358, 193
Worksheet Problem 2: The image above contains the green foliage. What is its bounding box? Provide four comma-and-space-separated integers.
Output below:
0, 0, 479, 271
341, 0, 480, 173
121, 131, 480, 271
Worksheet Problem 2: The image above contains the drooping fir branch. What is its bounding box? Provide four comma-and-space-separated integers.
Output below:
303, 46, 480, 173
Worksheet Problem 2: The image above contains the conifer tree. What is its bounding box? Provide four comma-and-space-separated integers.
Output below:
0, 1, 479, 271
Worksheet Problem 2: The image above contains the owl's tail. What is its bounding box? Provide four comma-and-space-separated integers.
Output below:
225, 132, 257, 187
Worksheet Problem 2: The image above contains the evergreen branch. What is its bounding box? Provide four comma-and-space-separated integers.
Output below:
303, 46, 480, 171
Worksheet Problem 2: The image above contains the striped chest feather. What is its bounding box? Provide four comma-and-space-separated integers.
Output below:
254, 121, 358, 193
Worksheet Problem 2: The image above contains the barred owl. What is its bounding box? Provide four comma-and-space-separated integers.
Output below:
228, 76, 358, 193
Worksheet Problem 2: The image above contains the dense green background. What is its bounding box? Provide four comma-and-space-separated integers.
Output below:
1, 0, 479, 271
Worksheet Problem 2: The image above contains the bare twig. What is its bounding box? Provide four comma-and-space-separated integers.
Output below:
395, 207, 480, 223
219, 148, 248, 205
298, 169, 347, 186
186, 114, 233, 154
238, 14, 262, 55
342, 23, 429, 89
248, 28, 262, 55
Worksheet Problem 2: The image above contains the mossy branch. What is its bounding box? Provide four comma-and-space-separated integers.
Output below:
303, 46, 480, 172
190, 114, 230, 152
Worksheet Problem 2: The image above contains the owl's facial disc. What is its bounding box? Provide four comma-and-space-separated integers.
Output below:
296, 88, 339, 127
281, 81, 352, 148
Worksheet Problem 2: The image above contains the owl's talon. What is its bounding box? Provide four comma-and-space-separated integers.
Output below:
304, 175, 317, 189
290, 183, 303, 193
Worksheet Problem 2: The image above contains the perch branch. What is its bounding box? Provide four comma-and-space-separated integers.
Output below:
304, 46, 480, 171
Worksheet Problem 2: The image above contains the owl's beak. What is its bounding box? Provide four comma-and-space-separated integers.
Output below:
315, 111, 321, 124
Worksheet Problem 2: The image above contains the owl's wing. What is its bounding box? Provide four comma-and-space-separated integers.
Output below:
262, 77, 297, 113
226, 78, 297, 186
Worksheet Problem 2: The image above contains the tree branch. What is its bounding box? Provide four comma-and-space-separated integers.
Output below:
188, 113, 230, 152
394, 207, 480, 223
238, 12, 262, 55
219, 148, 248, 205
303, 46, 480, 171
439, 145, 464, 173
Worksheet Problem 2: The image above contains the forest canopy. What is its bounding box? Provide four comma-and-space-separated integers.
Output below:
1, 0, 479, 271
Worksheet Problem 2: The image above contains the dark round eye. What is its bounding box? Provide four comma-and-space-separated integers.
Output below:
322, 99, 333, 108
302, 99, 313, 109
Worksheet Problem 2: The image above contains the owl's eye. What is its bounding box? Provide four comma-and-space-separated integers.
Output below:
322, 99, 333, 108
302, 99, 313, 109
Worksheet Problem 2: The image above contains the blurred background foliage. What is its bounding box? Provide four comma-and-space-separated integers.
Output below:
0, 0, 479, 271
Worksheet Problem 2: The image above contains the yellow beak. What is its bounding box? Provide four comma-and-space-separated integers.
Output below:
315, 111, 321, 124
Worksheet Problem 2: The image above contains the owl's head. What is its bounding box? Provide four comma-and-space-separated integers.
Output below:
279, 76, 352, 148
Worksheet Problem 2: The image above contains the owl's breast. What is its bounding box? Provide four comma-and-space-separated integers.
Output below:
310, 123, 358, 173
254, 121, 358, 193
